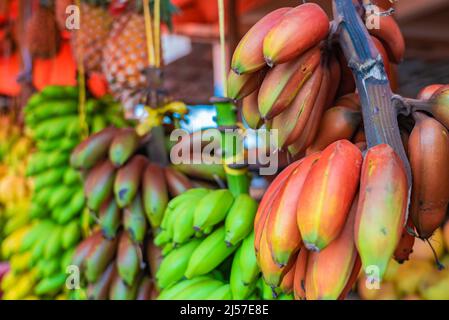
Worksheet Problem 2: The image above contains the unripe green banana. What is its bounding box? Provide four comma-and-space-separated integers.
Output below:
239, 231, 260, 285
34, 273, 66, 297
167, 188, 210, 210
157, 276, 213, 300
44, 226, 63, 259
230, 248, 256, 300
208, 284, 232, 300
185, 226, 238, 279
193, 189, 234, 231
156, 239, 202, 289
172, 204, 196, 245
61, 220, 81, 250
170, 278, 224, 300
224, 194, 257, 246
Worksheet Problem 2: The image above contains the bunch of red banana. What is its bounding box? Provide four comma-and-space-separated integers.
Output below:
68, 127, 194, 300
255, 139, 415, 299
227, 2, 403, 153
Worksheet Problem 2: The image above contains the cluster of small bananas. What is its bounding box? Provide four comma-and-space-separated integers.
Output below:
154, 188, 292, 300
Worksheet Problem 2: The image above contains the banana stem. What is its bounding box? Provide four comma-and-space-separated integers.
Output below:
333, 0, 411, 186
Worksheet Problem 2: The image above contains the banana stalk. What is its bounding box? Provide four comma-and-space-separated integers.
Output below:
332, 0, 411, 187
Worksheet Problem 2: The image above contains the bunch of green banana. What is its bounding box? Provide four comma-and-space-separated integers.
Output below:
155, 188, 277, 300
68, 126, 194, 300
1, 85, 129, 300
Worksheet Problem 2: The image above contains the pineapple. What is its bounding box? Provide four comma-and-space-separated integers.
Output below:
102, 12, 149, 100
71, 1, 113, 74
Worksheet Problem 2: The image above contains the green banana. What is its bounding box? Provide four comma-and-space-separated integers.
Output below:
109, 128, 140, 167
172, 203, 196, 245
185, 226, 238, 279
167, 188, 210, 210
56, 189, 85, 224
193, 189, 234, 231
84, 160, 116, 212
70, 126, 118, 170
60, 247, 75, 271
117, 231, 141, 286
61, 220, 81, 250
114, 155, 148, 208
142, 163, 168, 228
170, 278, 224, 300
123, 193, 147, 244
156, 238, 202, 289
157, 276, 213, 300
47, 150, 70, 167
239, 231, 260, 285
34, 273, 66, 296
44, 226, 63, 259
33, 167, 66, 190
48, 185, 75, 210
208, 284, 232, 300
63, 167, 81, 186
85, 233, 118, 283
230, 248, 256, 299
224, 194, 257, 246
98, 197, 121, 239
21, 221, 53, 252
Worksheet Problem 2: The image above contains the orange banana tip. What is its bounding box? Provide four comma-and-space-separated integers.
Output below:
263, 3, 329, 66
254, 159, 303, 254
287, 60, 331, 157
297, 140, 362, 251
242, 89, 263, 129
272, 65, 323, 149
306, 106, 362, 155
231, 7, 291, 74
367, 13, 405, 64
258, 224, 285, 288
227, 68, 266, 100
354, 144, 408, 280
293, 248, 308, 300
267, 153, 320, 267
279, 258, 296, 295
408, 113, 449, 239
305, 198, 359, 300
338, 256, 361, 300
258, 46, 321, 119
393, 216, 416, 263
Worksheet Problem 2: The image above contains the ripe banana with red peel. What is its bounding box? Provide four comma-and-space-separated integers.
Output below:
258, 46, 321, 119
227, 68, 266, 100
305, 198, 359, 300
335, 92, 360, 110
231, 7, 291, 74
393, 216, 415, 264
287, 57, 332, 157
114, 155, 148, 208
337, 257, 361, 300
408, 112, 449, 239
355, 144, 408, 280
293, 248, 308, 300
279, 257, 296, 295
263, 3, 329, 66
367, 12, 405, 64
428, 85, 449, 130
109, 128, 140, 167
267, 153, 320, 267
242, 89, 263, 129
272, 64, 323, 149
163, 167, 192, 198
417, 84, 443, 100
143, 163, 169, 228
297, 140, 362, 251
336, 47, 355, 97
254, 160, 302, 255
306, 106, 362, 155
70, 126, 118, 170
84, 160, 116, 212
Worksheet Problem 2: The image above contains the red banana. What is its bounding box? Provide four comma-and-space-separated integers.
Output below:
123, 193, 147, 244
408, 112, 449, 238
242, 89, 263, 129
231, 7, 291, 74
417, 84, 443, 100
84, 160, 116, 212
293, 248, 308, 300
164, 166, 192, 198
258, 46, 321, 119
143, 163, 169, 228
393, 215, 416, 263
109, 128, 140, 167
354, 144, 408, 280
297, 140, 362, 251
117, 231, 142, 286
114, 155, 148, 208
267, 153, 320, 267
263, 3, 329, 66
227, 68, 266, 100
